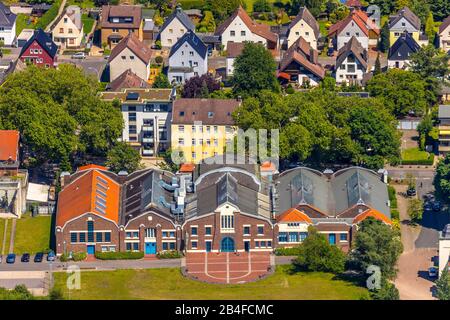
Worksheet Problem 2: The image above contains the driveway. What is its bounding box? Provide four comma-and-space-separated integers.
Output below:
57, 56, 107, 80
393, 184, 437, 300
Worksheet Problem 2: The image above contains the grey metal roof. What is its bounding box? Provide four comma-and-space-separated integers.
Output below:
0, 2, 16, 27
274, 166, 390, 219
159, 6, 195, 34
439, 105, 450, 119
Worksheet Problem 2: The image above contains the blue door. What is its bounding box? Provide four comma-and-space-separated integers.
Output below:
145, 242, 156, 254
206, 241, 212, 252
87, 245, 95, 255
221, 237, 234, 252
329, 234, 336, 245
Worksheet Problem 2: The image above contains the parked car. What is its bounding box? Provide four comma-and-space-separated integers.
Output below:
21, 253, 30, 263
103, 55, 110, 60
47, 250, 56, 261
433, 201, 442, 212
327, 47, 334, 57
406, 188, 416, 197
34, 252, 44, 263
428, 266, 438, 278
6, 254, 16, 264
0, 255, 2, 263
424, 202, 433, 212
71, 52, 86, 59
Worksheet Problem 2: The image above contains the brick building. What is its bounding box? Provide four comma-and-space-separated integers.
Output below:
55, 161, 392, 255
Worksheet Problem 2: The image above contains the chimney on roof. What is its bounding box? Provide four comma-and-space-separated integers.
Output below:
323, 168, 333, 179
117, 170, 128, 183
60, 171, 71, 190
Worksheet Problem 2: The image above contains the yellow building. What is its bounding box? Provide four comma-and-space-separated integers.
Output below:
171, 99, 241, 163
388, 7, 421, 47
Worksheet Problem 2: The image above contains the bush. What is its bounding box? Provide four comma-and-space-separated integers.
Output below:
155, 55, 163, 64
155, 40, 162, 50
179, 0, 206, 9
35, 0, 61, 29
49, 287, 64, 300
388, 186, 397, 209
72, 252, 87, 261
59, 253, 69, 262
391, 209, 400, 220
95, 251, 144, 260
156, 250, 182, 259
274, 246, 302, 256
285, 84, 295, 94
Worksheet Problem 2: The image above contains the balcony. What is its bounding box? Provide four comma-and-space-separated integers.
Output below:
142, 149, 154, 156
142, 125, 154, 132
142, 137, 153, 143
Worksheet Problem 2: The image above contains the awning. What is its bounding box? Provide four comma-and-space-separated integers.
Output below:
278, 72, 290, 80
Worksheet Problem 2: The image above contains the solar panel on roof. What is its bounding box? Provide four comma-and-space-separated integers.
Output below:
126, 92, 140, 101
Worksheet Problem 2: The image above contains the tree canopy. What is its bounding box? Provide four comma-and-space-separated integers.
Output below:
0, 64, 123, 167
434, 155, 450, 202
232, 42, 280, 98
106, 141, 142, 174
367, 69, 429, 117
182, 74, 220, 98
350, 218, 403, 280
233, 90, 400, 169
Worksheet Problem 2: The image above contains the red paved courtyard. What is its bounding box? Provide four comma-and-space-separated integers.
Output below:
185, 252, 272, 284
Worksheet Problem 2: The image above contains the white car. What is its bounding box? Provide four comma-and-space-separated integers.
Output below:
428, 267, 438, 278
71, 52, 86, 59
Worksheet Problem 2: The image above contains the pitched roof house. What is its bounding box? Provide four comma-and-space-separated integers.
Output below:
51, 5, 83, 48
108, 33, 152, 82
100, 5, 142, 48
107, 69, 150, 91
388, 7, 421, 47
168, 31, 208, 84
215, 6, 278, 50
0, 2, 17, 46
19, 28, 58, 67
286, 7, 319, 50
388, 31, 420, 70
439, 15, 450, 53
329, 9, 379, 50
226, 41, 245, 77
334, 36, 368, 84
158, 6, 195, 48
278, 36, 325, 87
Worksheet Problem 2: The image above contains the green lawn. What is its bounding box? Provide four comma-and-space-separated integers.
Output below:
242, 0, 290, 12
13, 214, 52, 254
2, 219, 12, 254
67, 0, 95, 9
0, 219, 5, 254
16, 14, 36, 37
401, 147, 434, 163
53, 265, 369, 300
82, 14, 95, 34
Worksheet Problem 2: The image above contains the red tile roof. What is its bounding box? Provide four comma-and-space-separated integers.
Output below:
215, 6, 277, 44
179, 163, 195, 173
276, 207, 313, 224
78, 164, 108, 172
0, 130, 19, 162
353, 208, 392, 225
56, 169, 120, 227
328, 10, 369, 37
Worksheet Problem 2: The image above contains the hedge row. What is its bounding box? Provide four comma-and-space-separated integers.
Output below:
59, 251, 86, 262
388, 186, 397, 209
35, 0, 61, 30
391, 209, 400, 220
400, 155, 434, 166
274, 246, 302, 256
94, 251, 144, 260
179, 0, 206, 10
156, 250, 182, 259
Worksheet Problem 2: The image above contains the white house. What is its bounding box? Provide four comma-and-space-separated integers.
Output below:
226, 41, 244, 77
439, 15, 450, 53
168, 31, 208, 84
334, 36, 368, 84
328, 10, 370, 51
215, 5, 277, 50
108, 33, 152, 82
0, 2, 17, 46
158, 6, 195, 48
286, 7, 319, 50
51, 5, 84, 48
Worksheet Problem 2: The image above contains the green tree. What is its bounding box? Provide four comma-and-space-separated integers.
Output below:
368, 0, 395, 15
378, 21, 390, 53
374, 53, 382, 76
290, 0, 326, 17
153, 73, 171, 88
367, 69, 429, 117
294, 226, 346, 274
196, 11, 216, 33
409, 0, 431, 25
232, 42, 280, 97
320, 76, 336, 91
350, 217, 403, 279
434, 155, 450, 202
49, 287, 64, 300
429, 0, 450, 21
436, 268, 450, 300
370, 278, 400, 300
410, 45, 450, 80
407, 198, 423, 223
425, 12, 435, 42
0, 64, 123, 166
0, 285, 35, 300
106, 142, 142, 173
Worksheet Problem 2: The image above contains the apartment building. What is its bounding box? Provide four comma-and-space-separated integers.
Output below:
170, 99, 241, 163
100, 88, 176, 157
